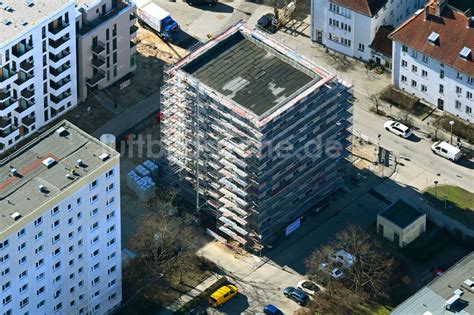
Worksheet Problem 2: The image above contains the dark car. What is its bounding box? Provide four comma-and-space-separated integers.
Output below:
256, 13, 277, 34
264, 304, 284, 315
283, 287, 309, 306
186, 0, 217, 6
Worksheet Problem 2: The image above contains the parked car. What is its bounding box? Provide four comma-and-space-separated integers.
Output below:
186, 0, 217, 6
283, 287, 309, 306
256, 13, 277, 34
333, 250, 356, 269
320, 263, 344, 279
264, 304, 284, 315
208, 284, 238, 307
384, 120, 412, 138
431, 141, 462, 162
297, 280, 320, 296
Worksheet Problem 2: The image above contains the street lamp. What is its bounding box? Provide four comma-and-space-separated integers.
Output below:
434, 180, 439, 198
449, 120, 454, 144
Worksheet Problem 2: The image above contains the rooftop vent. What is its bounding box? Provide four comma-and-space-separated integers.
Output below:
99, 153, 110, 161
428, 31, 439, 45
24, 0, 34, 7
76, 159, 84, 167
0, 4, 12, 12
19, 20, 28, 26
65, 173, 74, 180
1, 18, 12, 26
38, 184, 47, 193
460, 47, 471, 60
10, 212, 22, 221
55, 126, 68, 136
10, 168, 17, 176
42, 157, 56, 168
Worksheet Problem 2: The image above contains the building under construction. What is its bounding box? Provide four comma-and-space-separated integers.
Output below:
161, 22, 353, 247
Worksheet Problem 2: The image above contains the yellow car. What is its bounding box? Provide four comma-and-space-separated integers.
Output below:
209, 284, 238, 307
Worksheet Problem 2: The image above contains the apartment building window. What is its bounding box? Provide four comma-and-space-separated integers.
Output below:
0, 240, 9, 250
77, 197, 82, 205
52, 234, 60, 243
467, 91, 472, 99
106, 197, 115, 206
19, 283, 27, 293
107, 210, 116, 220
52, 219, 60, 229
106, 169, 114, 178
35, 259, 44, 268
20, 298, 29, 308
439, 69, 444, 79
92, 249, 100, 258
1, 281, 11, 291
113, 38, 117, 50
468, 77, 474, 85
422, 70, 428, 77
421, 85, 428, 92
51, 206, 59, 216
113, 65, 118, 77
457, 72, 462, 79
456, 86, 462, 94
17, 228, 26, 238
91, 222, 99, 232
34, 217, 43, 227
90, 194, 98, 203
36, 272, 45, 281
0, 254, 10, 263
1, 268, 10, 277
107, 225, 116, 233
19, 270, 27, 280
109, 293, 117, 301
91, 235, 99, 245
412, 65, 417, 73
108, 279, 117, 288
92, 276, 100, 286
113, 51, 117, 64
90, 179, 98, 190
455, 100, 462, 109
37, 286, 45, 295
130, 53, 137, 67
401, 60, 407, 68
18, 256, 26, 265
91, 208, 99, 217
35, 245, 44, 254
113, 24, 117, 37
412, 50, 418, 58
92, 262, 100, 271
2, 295, 12, 306
106, 29, 110, 40
467, 106, 472, 115
402, 45, 408, 52
37, 300, 45, 309
422, 55, 429, 63
107, 238, 116, 247
54, 302, 63, 312
411, 80, 417, 88
53, 261, 61, 271
439, 84, 444, 94
68, 217, 73, 225
108, 265, 116, 274
108, 252, 116, 260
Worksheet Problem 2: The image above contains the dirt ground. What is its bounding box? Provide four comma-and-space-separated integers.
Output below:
106, 27, 187, 108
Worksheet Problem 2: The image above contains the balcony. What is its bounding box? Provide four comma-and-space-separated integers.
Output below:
12, 42, 33, 58
50, 90, 71, 109
130, 40, 138, 49
49, 35, 71, 54
86, 71, 105, 87
21, 89, 35, 100
0, 67, 17, 87
15, 99, 35, 115
92, 55, 106, 68
92, 41, 105, 55
14, 71, 34, 90
78, 0, 130, 36
50, 77, 71, 91
130, 25, 138, 36
21, 116, 36, 127
48, 22, 70, 40
0, 117, 12, 129
130, 13, 138, 26
50, 62, 71, 80
49, 50, 71, 68
0, 97, 18, 115
0, 125, 18, 139
20, 60, 34, 73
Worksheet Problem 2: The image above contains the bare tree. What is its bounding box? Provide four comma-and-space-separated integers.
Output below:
305, 224, 395, 312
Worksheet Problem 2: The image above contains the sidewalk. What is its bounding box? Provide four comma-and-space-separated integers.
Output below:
93, 89, 161, 138
158, 274, 223, 314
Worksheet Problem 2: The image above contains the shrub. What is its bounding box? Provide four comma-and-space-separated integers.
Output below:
435, 115, 474, 144
380, 85, 418, 111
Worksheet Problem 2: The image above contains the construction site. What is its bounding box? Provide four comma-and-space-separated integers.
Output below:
160, 21, 353, 250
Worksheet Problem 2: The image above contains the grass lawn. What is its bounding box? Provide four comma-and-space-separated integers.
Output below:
355, 303, 392, 315
424, 185, 474, 229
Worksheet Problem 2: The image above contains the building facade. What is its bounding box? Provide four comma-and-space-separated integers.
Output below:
161, 22, 353, 247
390, 0, 474, 122
75, 0, 138, 101
311, 0, 426, 67
0, 121, 122, 315
0, 0, 78, 154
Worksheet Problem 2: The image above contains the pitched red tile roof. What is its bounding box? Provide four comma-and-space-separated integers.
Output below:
333, 0, 388, 17
370, 25, 395, 57
390, 3, 474, 77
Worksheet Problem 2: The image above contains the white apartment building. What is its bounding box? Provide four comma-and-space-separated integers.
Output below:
75, 0, 138, 101
390, 0, 474, 122
0, 0, 78, 154
0, 120, 122, 315
311, 0, 426, 68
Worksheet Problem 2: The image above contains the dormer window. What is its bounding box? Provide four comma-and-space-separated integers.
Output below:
460, 47, 471, 60
428, 32, 439, 45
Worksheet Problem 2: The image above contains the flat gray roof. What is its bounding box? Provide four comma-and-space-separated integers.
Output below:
0, 120, 118, 235
182, 32, 320, 116
379, 200, 425, 229
0, 0, 70, 47
393, 252, 474, 315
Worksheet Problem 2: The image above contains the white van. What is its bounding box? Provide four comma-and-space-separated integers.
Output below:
431, 141, 462, 162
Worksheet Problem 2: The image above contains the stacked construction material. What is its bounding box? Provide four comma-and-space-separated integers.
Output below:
126, 170, 141, 193
142, 160, 159, 181
135, 176, 156, 202
135, 164, 151, 178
